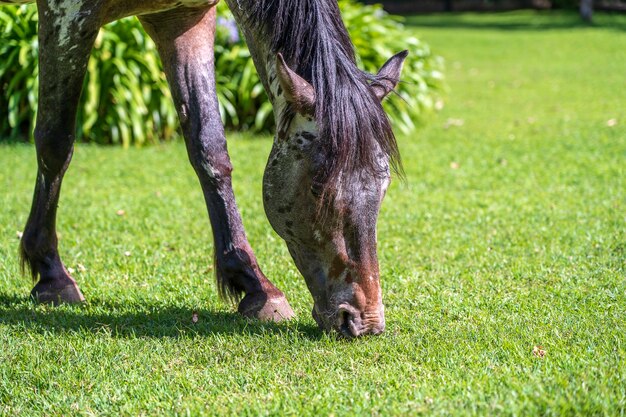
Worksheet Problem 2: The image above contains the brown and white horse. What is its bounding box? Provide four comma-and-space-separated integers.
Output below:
5, 0, 407, 337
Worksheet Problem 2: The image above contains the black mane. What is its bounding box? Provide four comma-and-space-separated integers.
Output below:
249, 0, 402, 198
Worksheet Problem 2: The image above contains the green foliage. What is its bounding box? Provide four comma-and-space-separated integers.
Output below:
83, 19, 178, 146
0, 6, 177, 146
0, 6, 38, 140
213, 10, 274, 133
0, 2, 444, 145
341, 0, 445, 133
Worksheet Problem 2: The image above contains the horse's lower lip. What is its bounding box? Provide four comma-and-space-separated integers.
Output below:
313, 303, 385, 337
337, 322, 384, 338
370, 325, 385, 335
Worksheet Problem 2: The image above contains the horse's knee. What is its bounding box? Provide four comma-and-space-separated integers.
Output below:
33, 125, 74, 174
190, 149, 233, 183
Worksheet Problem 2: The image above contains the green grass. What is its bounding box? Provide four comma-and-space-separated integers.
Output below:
1, 10, 625, 416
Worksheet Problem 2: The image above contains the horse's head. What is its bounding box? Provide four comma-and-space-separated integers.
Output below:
263, 51, 407, 337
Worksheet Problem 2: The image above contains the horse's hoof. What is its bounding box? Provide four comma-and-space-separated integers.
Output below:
30, 279, 85, 306
238, 292, 295, 322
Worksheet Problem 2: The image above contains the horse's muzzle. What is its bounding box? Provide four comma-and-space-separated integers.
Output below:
335, 303, 385, 338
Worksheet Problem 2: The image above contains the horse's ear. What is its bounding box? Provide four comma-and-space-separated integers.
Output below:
372, 50, 409, 101
276, 53, 316, 115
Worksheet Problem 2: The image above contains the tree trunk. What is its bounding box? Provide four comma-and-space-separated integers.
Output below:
580, 0, 593, 22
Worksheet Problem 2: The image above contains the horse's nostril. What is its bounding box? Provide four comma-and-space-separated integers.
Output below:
339, 311, 354, 337
337, 306, 361, 338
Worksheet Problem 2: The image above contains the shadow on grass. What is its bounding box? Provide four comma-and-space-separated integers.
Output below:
0, 292, 324, 340
404, 12, 626, 32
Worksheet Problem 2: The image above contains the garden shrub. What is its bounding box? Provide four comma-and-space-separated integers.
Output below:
0, 1, 444, 145
341, 0, 445, 133
0, 6, 176, 146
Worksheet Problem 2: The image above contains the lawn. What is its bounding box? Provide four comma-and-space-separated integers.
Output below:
1, 10, 625, 416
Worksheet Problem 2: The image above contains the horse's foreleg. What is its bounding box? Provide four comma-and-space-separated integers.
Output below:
20, 2, 99, 304
139, 7, 294, 321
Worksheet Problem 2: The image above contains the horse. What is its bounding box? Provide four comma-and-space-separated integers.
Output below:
6, 0, 407, 337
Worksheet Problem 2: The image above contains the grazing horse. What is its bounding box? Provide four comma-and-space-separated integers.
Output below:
8, 0, 407, 337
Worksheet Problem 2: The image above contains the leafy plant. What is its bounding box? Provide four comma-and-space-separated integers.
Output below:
0, 6, 39, 140
83, 18, 178, 146
0, 1, 444, 145
213, 15, 274, 132
0, 6, 177, 146
340, 0, 445, 133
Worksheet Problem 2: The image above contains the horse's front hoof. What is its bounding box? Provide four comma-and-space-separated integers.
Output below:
238, 292, 295, 322
30, 278, 85, 306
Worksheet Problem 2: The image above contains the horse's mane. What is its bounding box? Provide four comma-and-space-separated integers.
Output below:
249, 0, 402, 199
